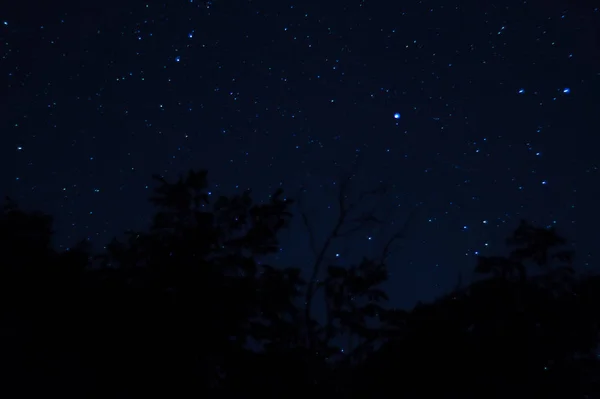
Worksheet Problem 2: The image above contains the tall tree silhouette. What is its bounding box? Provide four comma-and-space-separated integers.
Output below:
1, 172, 597, 398
91, 169, 311, 395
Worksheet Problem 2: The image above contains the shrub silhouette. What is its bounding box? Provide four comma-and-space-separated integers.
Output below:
0, 169, 597, 398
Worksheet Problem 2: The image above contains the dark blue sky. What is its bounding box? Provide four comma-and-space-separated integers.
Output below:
1, 0, 597, 309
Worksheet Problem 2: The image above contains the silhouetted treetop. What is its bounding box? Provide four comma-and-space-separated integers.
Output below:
0, 170, 597, 399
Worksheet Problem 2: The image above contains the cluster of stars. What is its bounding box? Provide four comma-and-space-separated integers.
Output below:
1, 0, 590, 308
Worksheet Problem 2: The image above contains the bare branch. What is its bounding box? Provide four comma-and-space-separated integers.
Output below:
356, 184, 388, 205
301, 211, 319, 257
294, 184, 320, 259
338, 212, 384, 238
377, 207, 420, 265
340, 180, 386, 219
302, 168, 409, 348
304, 174, 354, 346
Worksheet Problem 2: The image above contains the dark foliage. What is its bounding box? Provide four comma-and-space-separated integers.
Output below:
0, 170, 597, 398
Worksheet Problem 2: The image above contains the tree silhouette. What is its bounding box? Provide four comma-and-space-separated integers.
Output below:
348, 220, 598, 399
297, 169, 417, 358
0, 171, 597, 398
90, 169, 310, 395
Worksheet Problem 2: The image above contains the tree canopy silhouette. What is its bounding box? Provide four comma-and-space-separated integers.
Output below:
0, 169, 597, 398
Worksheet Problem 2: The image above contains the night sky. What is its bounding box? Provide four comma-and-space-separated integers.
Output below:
1, 0, 597, 309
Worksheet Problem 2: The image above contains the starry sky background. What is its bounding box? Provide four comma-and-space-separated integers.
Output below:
1, 0, 597, 309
